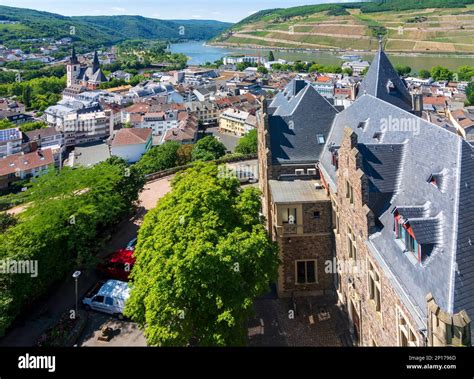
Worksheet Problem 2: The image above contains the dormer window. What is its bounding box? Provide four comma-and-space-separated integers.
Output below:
394, 213, 422, 261
357, 120, 368, 130
317, 134, 325, 144
373, 132, 383, 142
386, 80, 396, 93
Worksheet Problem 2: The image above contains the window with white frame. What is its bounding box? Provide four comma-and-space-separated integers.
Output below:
368, 260, 381, 313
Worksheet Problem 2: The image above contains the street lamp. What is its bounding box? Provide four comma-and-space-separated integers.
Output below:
72, 271, 81, 315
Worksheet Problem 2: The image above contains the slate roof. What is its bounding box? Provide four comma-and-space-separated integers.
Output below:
357, 44, 413, 112
358, 143, 405, 217
319, 93, 474, 332
267, 79, 339, 165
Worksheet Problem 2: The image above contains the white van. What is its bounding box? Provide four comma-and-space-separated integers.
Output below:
83, 280, 130, 319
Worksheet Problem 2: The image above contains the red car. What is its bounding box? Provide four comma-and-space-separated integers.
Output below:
97, 249, 135, 281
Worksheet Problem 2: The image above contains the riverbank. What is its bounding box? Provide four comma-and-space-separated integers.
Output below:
173, 40, 473, 71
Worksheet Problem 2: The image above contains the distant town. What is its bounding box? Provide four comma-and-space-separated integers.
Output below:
0, 3, 473, 375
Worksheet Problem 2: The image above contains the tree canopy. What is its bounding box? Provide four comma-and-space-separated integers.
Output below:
235, 129, 258, 155
0, 158, 145, 336
124, 163, 278, 346
191, 136, 227, 162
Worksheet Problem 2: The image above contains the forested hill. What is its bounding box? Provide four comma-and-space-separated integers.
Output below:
0, 5, 231, 49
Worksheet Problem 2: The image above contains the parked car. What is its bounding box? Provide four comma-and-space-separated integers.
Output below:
125, 238, 137, 251
235, 169, 256, 184
97, 249, 135, 281
83, 280, 130, 319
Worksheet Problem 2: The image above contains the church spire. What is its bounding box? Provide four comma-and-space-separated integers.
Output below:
70, 46, 79, 65
92, 51, 100, 72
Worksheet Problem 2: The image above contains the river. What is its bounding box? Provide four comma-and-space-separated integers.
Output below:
171, 41, 474, 72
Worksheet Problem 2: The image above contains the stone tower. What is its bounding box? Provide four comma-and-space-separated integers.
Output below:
66, 46, 81, 88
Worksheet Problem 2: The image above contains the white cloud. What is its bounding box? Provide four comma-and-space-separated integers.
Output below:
111, 7, 126, 12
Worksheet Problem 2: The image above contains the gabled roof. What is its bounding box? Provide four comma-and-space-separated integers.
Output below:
319, 93, 474, 332
267, 79, 339, 165
112, 128, 152, 147
0, 149, 54, 176
357, 43, 413, 112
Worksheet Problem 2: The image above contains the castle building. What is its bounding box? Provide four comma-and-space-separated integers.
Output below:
66, 47, 108, 90
258, 43, 472, 346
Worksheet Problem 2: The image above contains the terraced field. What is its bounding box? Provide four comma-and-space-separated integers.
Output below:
214, 6, 474, 53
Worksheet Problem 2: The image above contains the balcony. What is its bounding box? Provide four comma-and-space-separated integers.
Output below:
274, 223, 300, 236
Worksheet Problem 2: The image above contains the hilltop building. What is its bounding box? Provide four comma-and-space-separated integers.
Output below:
258, 43, 472, 347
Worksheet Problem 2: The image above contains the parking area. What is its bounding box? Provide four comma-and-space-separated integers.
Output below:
206, 127, 241, 152
247, 292, 354, 347
77, 312, 146, 347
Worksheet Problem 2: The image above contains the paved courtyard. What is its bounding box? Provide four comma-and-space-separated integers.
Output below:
248, 291, 354, 347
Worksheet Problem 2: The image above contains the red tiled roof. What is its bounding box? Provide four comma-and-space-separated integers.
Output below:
0, 149, 54, 176
112, 128, 152, 147
423, 96, 446, 106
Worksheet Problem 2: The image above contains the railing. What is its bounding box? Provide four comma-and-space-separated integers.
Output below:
144, 153, 258, 182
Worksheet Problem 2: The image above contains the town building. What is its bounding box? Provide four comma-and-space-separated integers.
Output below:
0, 149, 54, 189
258, 43, 472, 346
219, 108, 256, 136
24, 127, 65, 167
110, 128, 152, 163
66, 47, 108, 89
0, 127, 23, 158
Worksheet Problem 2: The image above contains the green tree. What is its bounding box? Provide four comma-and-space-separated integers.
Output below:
395, 65, 411, 76
0, 119, 15, 130
135, 141, 181, 175
466, 83, 474, 106
309, 63, 325, 73
191, 136, 226, 162
430, 66, 453, 82
257, 66, 269, 75
176, 144, 193, 166
124, 163, 279, 346
0, 213, 17, 233
21, 84, 32, 109
235, 129, 258, 155
342, 67, 353, 76
268, 51, 275, 62
0, 159, 144, 335
457, 65, 474, 81
418, 69, 431, 79
19, 121, 48, 133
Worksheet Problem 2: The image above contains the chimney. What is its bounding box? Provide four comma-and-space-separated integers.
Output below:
293, 79, 307, 96
412, 93, 423, 116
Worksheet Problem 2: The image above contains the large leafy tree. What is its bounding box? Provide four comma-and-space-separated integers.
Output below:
125, 163, 278, 346
235, 129, 258, 155
0, 159, 145, 336
466, 83, 474, 106
134, 141, 181, 175
430, 65, 453, 82
191, 136, 227, 162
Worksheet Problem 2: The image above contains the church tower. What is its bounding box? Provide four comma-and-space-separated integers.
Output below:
67, 46, 81, 87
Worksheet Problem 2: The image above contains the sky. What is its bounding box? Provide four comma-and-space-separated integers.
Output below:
0, 0, 353, 23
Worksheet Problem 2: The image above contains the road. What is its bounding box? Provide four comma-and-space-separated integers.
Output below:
0, 177, 172, 347
0, 159, 257, 347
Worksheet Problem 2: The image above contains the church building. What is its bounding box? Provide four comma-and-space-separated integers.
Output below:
66, 47, 108, 90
